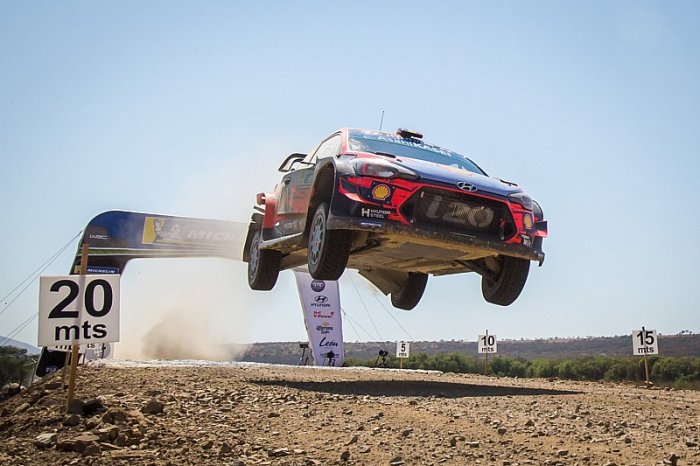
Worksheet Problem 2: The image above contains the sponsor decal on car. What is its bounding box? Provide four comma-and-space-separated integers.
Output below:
371, 183, 391, 201
522, 213, 533, 230
360, 207, 392, 219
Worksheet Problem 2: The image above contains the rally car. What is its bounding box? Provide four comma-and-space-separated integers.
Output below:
243, 128, 547, 310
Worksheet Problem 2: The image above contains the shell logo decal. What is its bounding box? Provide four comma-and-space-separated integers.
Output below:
371, 184, 391, 201
523, 214, 533, 230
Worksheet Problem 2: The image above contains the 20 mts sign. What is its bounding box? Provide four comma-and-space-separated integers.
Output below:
38, 275, 120, 346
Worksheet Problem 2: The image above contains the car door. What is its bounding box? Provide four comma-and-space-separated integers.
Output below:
275, 134, 341, 236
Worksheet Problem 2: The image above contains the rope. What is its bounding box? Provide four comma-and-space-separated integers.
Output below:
0, 313, 38, 347
340, 307, 390, 358
348, 273, 388, 351
0, 230, 82, 347
0, 230, 82, 318
340, 307, 380, 342
346, 272, 425, 353
371, 293, 425, 353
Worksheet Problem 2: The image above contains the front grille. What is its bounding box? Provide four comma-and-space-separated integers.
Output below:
400, 188, 515, 240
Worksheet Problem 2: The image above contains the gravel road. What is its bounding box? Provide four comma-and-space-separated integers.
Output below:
1, 360, 698, 465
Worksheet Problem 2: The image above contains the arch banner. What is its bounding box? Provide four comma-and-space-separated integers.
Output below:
70, 210, 244, 274
36, 210, 244, 377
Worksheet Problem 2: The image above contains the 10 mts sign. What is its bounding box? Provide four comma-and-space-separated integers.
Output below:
38, 275, 120, 346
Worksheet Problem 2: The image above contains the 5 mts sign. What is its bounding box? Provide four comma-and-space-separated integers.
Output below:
396, 341, 410, 359
38, 275, 120, 346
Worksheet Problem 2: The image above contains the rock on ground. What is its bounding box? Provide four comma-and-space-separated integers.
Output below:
0, 362, 699, 465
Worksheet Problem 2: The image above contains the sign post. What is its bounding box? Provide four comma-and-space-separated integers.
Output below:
39, 245, 120, 412
396, 341, 410, 369
632, 327, 658, 386
67, 243, 89, 408
478, 330, 497, 376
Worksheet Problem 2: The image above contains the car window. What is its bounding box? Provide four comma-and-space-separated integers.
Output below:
306, 134, 341, 164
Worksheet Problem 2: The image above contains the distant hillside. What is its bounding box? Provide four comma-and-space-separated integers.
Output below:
231, 333, 700, 365
0, 337, 40, 355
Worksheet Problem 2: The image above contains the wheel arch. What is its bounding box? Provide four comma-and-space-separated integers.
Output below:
242, 211, 264, 263
303, 160, 338, 239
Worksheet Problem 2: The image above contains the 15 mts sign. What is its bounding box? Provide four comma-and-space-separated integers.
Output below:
38, 275, 120, 346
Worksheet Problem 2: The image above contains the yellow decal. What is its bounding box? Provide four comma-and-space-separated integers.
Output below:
371, 184, 391, 201
142, 217, 159, 244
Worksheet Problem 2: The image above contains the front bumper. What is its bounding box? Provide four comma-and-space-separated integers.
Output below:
327, 215, 545, 264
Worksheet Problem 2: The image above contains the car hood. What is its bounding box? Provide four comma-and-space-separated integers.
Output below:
392, 156, 522, 197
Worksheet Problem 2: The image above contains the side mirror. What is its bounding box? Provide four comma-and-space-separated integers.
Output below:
278, 153, 312, 172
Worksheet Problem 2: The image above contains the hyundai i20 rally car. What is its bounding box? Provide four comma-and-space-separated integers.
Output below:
243, 128, 547, 310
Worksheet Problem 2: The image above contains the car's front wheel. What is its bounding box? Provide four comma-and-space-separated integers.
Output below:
248, 229, 282, 290
481, 255, 530, 306
391, 272, 429, 310
307, 203, 350, 280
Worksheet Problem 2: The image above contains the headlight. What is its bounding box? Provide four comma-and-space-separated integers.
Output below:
353, 159, 418, 180
508, 192, 533, 210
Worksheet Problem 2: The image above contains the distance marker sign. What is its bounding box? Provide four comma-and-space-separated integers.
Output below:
478, 334, 497, 354
396, 341, 410, 359
38, 275, 120, 347
632, 328, 658, 355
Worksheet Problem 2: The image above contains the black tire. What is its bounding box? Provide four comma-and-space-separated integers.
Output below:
481, 256, 530, 306
307, 203, 350, 280
391, 272, 429, 310
248, 229, 281, 290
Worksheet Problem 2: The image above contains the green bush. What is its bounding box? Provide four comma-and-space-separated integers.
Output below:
343, 351, 700, 390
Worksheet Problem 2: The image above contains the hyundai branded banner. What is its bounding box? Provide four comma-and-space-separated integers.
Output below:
294, 271, 344, 366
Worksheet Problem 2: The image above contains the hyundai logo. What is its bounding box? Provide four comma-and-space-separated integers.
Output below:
457, 182, 477, 192
314, 295, 328, 303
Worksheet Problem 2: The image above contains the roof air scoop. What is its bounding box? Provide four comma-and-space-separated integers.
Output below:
396, 128, 423, 140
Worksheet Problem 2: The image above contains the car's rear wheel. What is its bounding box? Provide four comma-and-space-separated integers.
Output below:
391, 272, 429, 310
307, 203, 350, 280
481, 255, 530, 306
248, 229, 281, 290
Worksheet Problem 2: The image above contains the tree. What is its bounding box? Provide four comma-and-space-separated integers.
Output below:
0, 346, 36, 386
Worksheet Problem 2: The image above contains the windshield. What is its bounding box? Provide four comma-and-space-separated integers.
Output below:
348, 131, 486, 175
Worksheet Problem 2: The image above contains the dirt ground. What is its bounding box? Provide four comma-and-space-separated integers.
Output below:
1, 360, 698, 465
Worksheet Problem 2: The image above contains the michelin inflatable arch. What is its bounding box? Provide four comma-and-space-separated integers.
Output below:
35, 210, 343, 376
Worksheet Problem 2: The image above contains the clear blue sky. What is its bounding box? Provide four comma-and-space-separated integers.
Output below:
1, 1, 699, 349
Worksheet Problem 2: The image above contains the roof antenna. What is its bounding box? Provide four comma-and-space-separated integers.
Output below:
378, 110, 385, 131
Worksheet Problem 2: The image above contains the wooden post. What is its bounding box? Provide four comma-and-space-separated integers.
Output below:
66, 243, 88, 411
400, 358, 404, 370
60, 349, 70, 388
643, 351, 651, 386
483, 329, 489, 376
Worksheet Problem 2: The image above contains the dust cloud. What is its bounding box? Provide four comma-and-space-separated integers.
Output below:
116, 257, 252, 361
114, 146, 289, 360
